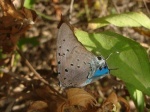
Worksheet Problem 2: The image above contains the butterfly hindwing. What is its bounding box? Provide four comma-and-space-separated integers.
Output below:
57, 21, 109, 87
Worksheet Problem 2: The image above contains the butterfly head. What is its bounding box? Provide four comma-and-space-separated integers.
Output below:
95, 56, 110, 76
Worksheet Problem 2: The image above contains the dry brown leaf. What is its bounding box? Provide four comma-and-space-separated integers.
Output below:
0, 0, 36, 56
57, 101, 67, 112
102, 92, 119, 111
57, 88, 98, 112
66, 88, 97, 108
101, 92, 130, 112
35, 86, 66, 112
27, 101, 48, 112
118, 97, 130, 112
20, 8, 37, 22
0, 0, 23, 19
133, 27, 150, 38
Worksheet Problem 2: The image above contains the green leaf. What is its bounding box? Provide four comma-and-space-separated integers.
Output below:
24, 0, 36, 9
89, 12, 150, 29
75, 29, 150, 95
35, 11, 54, 21
18, 37, 39, 48
126, 83, 144, 112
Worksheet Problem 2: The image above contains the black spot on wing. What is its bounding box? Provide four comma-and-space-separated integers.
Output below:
84, 62, 86, 65
77, 65, 80, 68
58, 53, 65, 56
65, 69, 68, 72
58, 61, 61, 64
67, 49, 69, 52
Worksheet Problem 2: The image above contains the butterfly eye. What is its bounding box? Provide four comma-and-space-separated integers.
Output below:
104, 66, 108, 69
97, 56, 102, 60
99, 67, 102, 70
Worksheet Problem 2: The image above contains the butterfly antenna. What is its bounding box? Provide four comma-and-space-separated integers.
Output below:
106, 51, 119, 60
106, 51, 119, 71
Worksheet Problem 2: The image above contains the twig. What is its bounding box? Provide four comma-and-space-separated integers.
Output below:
5, 100, 15, 112
143, 0, 150, 15
16, 46, 65, 97
10, 54, 15, 67
84, 0, 91, 21
112, 0, 120, 14
16, 46, 49, 85
69, 0, 74, 20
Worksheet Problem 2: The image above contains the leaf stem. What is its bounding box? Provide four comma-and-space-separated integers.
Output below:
16, 46, 49, 85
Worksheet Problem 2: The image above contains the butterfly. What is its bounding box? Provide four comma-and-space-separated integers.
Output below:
57, 17, 109, 88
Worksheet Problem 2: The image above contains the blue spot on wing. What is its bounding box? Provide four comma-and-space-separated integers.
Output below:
85, 67, 109, 85
93, 67, 109, 77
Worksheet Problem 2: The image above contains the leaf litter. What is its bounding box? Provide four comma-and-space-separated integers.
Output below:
1, 0, 149, 112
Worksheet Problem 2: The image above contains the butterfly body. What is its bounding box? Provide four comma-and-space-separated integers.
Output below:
57, 22, 109, 88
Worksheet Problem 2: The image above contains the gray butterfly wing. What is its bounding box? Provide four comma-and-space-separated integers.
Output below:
57, 23, 98, 87
65, 46, 100, 87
